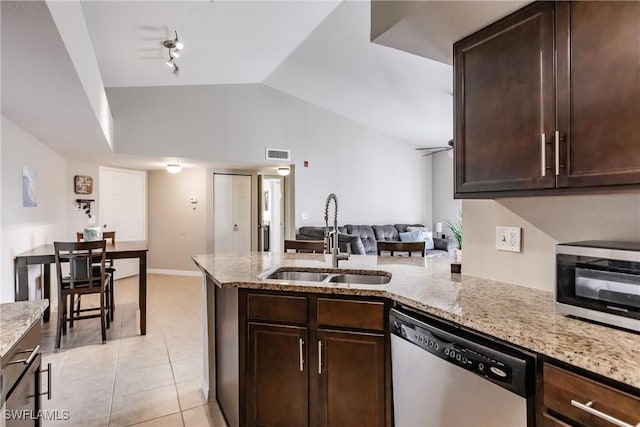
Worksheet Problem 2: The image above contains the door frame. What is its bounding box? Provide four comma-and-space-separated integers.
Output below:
259, 174, 287, 252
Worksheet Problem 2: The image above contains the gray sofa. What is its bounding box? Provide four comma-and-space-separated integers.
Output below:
296, 224, 455, 257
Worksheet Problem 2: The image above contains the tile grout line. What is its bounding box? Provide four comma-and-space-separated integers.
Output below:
164, 323, 187, 427
107, 281, 126, 427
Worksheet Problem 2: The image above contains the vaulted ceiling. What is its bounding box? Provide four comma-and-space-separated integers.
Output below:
2, 0, 528, 168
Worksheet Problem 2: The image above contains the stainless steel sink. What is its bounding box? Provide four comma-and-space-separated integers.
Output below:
327, 273, 391, 285
263, 270, 329, 282
259, 268, 391, 285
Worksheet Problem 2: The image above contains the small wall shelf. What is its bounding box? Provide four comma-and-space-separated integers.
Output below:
75, 199, 95, 218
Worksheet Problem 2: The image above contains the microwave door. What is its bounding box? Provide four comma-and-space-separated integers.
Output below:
575, 268, 640, 309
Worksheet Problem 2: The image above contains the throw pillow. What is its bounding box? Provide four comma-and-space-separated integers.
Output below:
399, 230, 435, 250
399, 230, 423, 242
406, 226, 430, 233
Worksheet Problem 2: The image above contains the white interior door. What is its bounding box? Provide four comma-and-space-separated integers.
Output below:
100, 167, 147, 278
214, 174, 251, 253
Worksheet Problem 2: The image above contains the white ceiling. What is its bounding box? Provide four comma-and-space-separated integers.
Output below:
2, 0, 529, 171
81, 1, 341, 87
265, 1, 454, 146
82, 0, 458, 147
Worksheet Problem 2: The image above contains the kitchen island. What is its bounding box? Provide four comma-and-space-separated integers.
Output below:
193, 252, 639, 425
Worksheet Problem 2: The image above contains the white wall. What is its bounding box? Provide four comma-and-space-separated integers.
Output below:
432, 149, 461, 235
107, 84, 430, 228
45, 0, 113, 149
1, 116, 67, 303
462, 193, 640, 292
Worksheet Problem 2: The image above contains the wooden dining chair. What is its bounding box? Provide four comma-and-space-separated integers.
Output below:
377, 241, 426, 257
54, 240, 112, 350
284, 239, 325, 254
77, 231, 116, 322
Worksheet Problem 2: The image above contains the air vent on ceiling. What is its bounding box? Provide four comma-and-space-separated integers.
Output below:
265, 148, 291, 161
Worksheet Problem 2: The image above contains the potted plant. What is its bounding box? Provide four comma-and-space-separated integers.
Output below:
444, 213, 462, 263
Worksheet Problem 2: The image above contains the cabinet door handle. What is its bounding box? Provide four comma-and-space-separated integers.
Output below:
570, 400, 637, 427
555, 131, 561, 176
299, 338, 304, 372
541, 133, 547, 177
318, 341, 323, 375
7, 345, 40, 365
39, 362, 52, 400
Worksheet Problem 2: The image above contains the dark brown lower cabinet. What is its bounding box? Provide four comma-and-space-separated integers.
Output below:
240, 290, 390, 427
4, 354, 41, 427
246, 323, 309, 427
316, 329, 385, 427
541, 362, 640, 427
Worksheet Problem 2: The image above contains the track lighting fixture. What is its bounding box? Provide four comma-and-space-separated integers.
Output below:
162, 31, 183, 76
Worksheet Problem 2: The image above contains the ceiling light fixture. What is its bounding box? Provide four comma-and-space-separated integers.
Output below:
166, 163, 182, 174
277, 167, 290, 176
162, 31, 183, 76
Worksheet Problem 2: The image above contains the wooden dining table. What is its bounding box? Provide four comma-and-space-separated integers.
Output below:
13, 241, 149, 335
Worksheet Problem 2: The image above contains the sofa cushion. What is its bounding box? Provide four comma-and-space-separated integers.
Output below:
338, 233, 366, 255
399, 230, 435, 250
373, 225, 399, 242
345, 225, 378, 254
297, 226, 346, 240
395, 224, 425, 233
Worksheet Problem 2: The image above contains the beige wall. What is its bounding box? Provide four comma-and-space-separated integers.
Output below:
462, 193, 640, 292
65, 160, 101, 237
148, 167, 207, 272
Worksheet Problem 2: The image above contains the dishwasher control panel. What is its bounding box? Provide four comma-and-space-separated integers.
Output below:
390, 307, 534, 398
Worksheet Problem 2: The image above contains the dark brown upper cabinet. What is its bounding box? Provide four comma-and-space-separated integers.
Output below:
454, 1, 640, 198
556, 1, 640, 188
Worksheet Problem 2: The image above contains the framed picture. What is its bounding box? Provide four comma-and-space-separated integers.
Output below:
264, 190, 270, 212
22, 166, 37, 207
74, 175, 93, 195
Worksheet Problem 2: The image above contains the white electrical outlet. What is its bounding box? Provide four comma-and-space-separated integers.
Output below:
496, 226, 521, 252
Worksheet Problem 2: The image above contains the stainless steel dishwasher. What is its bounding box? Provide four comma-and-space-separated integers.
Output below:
390, 305, 536, 427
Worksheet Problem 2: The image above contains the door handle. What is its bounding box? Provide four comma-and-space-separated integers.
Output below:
299, 338, 304, 372
318, 340, 323, 375
571, 400, 637, 427
540, 133, 546, 177
40, 362, 52, 400
555, 131, 561, 176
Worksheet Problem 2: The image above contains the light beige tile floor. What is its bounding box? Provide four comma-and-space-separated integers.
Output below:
40, 274, 227, 427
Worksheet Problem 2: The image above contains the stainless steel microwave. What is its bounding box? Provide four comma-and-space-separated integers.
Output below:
556, 241, 640, 332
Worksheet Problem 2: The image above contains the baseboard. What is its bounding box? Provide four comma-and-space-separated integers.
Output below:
148, 268, 201, 277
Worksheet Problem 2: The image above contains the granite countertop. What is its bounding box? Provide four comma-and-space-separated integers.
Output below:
0, 300, 49, 358
192, 252, 640, 390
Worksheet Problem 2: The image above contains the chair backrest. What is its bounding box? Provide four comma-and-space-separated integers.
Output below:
54, 240, 107, 291
284, 239, 325, 254
377, 241, 426, 257
76, 231, 116, 244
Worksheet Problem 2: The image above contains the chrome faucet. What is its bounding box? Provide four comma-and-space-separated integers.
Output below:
324, 193, 349, 268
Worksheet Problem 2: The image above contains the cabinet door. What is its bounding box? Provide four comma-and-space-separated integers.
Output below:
246, 323, 308, 427
556, 1, 640, 188
454, 2, 555, 195
316, 330, 385, 427
5, 355, 40, 427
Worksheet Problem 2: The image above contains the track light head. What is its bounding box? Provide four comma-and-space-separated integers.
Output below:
162, 30, 184, 75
